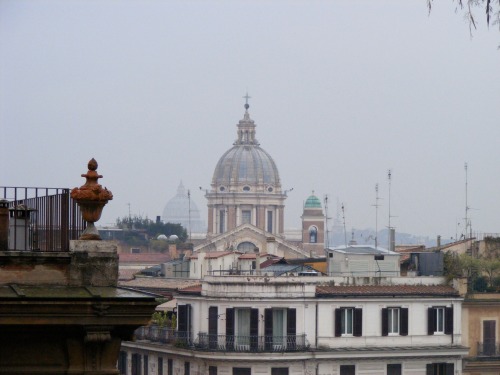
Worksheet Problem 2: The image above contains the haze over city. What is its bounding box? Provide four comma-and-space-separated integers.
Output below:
1, 1, 499, 241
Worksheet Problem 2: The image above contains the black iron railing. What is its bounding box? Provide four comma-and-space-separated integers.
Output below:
0, 187, 85, 252
196, 333, 309, 352
477, 340, 500, 356
133, 327, 309, 352
135, 326, 191, 346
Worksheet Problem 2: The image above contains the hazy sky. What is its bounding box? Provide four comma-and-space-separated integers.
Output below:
1, 0, 499, 241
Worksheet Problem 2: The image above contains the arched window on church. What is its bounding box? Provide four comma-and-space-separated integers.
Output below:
237, 241, 257, 253
309, 226, 318, 243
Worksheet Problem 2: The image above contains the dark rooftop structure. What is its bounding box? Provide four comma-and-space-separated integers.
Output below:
0, 161, 157, 374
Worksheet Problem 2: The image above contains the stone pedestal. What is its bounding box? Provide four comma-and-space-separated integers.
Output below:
69, 240, 118, 287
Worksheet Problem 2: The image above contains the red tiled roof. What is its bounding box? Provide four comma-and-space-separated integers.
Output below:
178, 284, 202, 295
119, 253, 171, 263
316, 285, 459, 297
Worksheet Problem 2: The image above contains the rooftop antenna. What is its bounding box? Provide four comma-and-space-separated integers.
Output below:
342, 203, 348, 248
373, 183, 381, 249
387, 169, 392, 230
464, 162, 470, 239
127, 203, 132, 229
387, 169, 393, 251
187, 189, 192, 242
324, 194, 330, 249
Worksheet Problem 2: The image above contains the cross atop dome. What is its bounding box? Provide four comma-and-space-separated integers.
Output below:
243, 92, 251, 111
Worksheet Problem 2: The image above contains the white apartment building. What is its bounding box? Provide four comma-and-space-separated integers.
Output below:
120, 275, 468, 375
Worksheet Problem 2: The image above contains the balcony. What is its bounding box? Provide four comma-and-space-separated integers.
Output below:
0, 187, 85, 252
477, 340, 500, 357
134, 326, 309, 352
196, 333, 309, 352
135, 326, 181, 344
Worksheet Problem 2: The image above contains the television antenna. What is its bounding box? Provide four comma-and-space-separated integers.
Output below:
324, 194, 331, 249
342, 203, 348, 248
372, 183, 381, 249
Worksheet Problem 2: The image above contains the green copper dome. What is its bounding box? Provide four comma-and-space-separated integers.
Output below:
304, 194, 322, 208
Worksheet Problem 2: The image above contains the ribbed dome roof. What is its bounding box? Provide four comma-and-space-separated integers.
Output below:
212, 107, 281, 189
305, 194, 322, 208
213, 146, 280, 186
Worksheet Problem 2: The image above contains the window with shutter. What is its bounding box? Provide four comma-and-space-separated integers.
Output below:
444, 307, 453, 334
334, 307, 362, 336
400, 308, 409, 336
381, 308, 389, 336
158, 357, 163, 375
342, 308, 354, 335
287, 308, 296, 350
428, 307, 437, 335
226, 308, 234, 350
426, 363, 454, 375
383, 307, 408, 336
131, 354, 140, 375
353, 308, 363, 337
143, 355, 148, 375
428, 307, 450, 335
334, 308, 342, 337
167, 359, 173, 375
264, 308, 273, 350
388, 308, 400, 335
209, 306, 218, 349
177, 304, 191, 344
250, 308, 259, 350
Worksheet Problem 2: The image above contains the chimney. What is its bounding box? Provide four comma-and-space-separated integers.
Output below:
437, 235, 441, 250
0, 200, 9, 250
169, 242, 178, 259
9, 205, 35, 251
389, 228, 396, 252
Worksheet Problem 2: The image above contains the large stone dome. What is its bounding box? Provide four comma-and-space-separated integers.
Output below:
205, 102, 287, 236
211, 106, 281, 192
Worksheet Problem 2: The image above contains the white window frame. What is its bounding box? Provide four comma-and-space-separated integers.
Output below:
341, 308, 354, 336
388, 307, 400, 335
235, 308, 251, 350
272, 308, 287, 350
435, 307, 445, 334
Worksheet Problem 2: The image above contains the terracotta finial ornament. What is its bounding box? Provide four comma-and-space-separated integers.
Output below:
71, 158, 113, 240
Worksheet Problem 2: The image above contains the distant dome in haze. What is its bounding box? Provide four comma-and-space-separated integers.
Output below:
162, 181, 206, 233
157, 234, 168, 241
